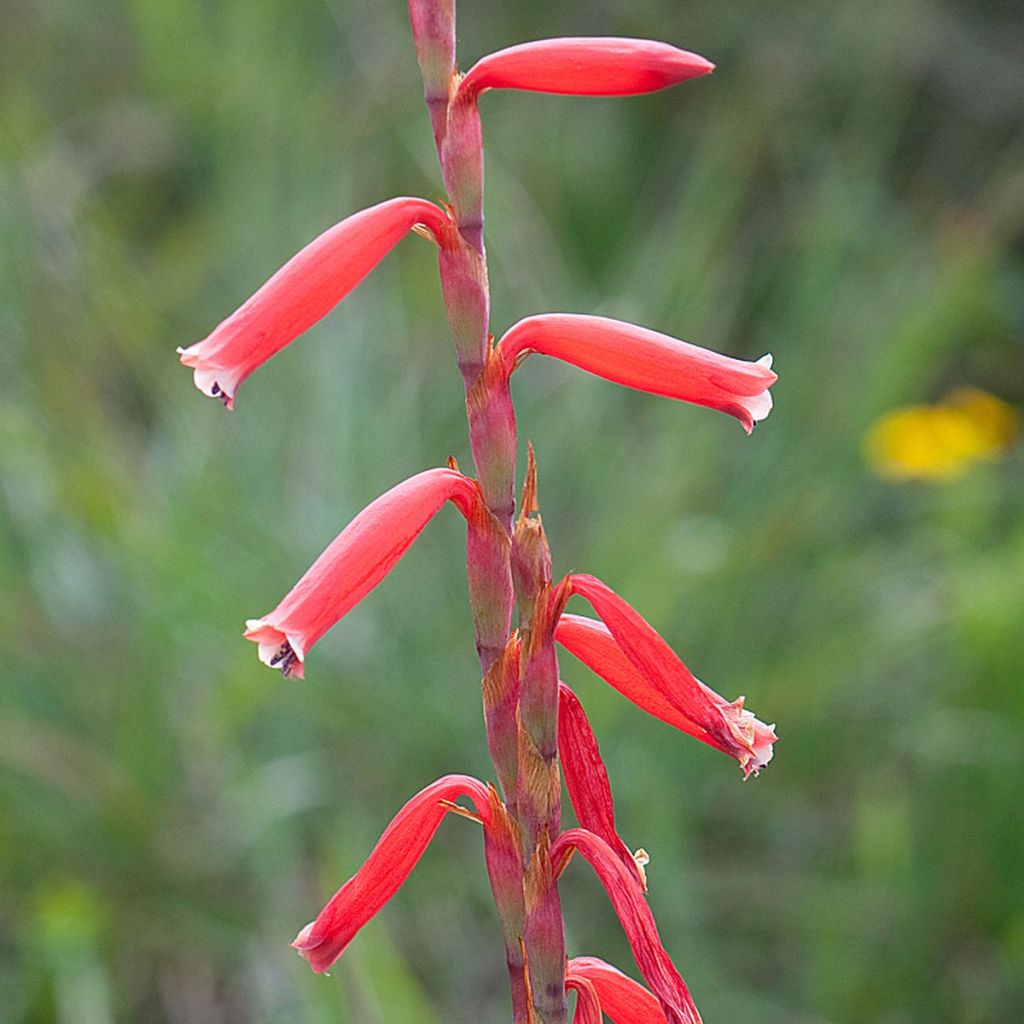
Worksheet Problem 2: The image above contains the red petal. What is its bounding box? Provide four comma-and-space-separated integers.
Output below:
292, 774, 492, 973
566, 974, 603, 1024
551, 828, 702, 1024
558, 682, 645, 889
178, 197, 449, 407
567, 576, 776, 775
557, 614, 730, 754
497, 314, 774, 433
245, 468, 481, 678
567, 957, 669, 1024
461, 38, 713, 99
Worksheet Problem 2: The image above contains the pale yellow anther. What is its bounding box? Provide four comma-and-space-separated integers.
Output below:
633, 848, 650, 891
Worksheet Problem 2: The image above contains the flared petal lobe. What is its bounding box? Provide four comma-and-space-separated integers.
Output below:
460, 38, 714, 98
244, 468, 481, 679
567, 957, 669, 1024
566, 577, 776, 776
178, 197, 449, 407
292, 774, 492, 973
558, 682, 646, 888
552, 828, 702, 1024
498, 314, 775, 433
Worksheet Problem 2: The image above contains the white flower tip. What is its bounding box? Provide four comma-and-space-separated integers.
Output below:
721, 698, 776, 777
244, 620, 305, 679
177, 347, 238, 408
192, 366, 236, 409
739, 387, 773, 426
633, 848, 650, 891
756, 352, 774, 369
742, 740, 775, 779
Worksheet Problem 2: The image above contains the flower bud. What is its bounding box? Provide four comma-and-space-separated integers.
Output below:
460, 37, 713, 99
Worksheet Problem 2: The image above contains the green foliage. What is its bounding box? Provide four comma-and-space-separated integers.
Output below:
1, 1, 1022, 1021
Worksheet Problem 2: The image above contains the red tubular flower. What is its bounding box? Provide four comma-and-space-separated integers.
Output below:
566, 973, 603, 1024
245, 468, 482, 679
178, 197, 450, 408
551, 828, 702, 1024
558, 681, 646, 890
558, 614, 727, 752
459, 38, 714, 99
566, 576, 776, 776
557, 613, 777, 774
497, 313, 775, 433
567, 957, 669, 1024
292, 774, 492, 973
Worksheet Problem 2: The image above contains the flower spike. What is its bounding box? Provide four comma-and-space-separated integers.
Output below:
566, 576, 776, 776
292, 774, 492, 973
178, 197, 450, 407
459, 38, 714, 99
558, 681, 646, 890
551, 828, 702, 1024
567, 957, 669, 1024
498, 313, 775, 433
245, 468, 482, 679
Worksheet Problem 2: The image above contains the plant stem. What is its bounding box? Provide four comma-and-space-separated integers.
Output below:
410, 5, 568, 1020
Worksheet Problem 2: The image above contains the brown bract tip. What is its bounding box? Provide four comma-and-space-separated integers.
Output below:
520, 441, 540, 520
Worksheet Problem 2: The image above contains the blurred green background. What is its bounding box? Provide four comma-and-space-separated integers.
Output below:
2, 0, 1023, 1021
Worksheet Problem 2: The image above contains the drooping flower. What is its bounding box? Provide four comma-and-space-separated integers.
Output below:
245, 468, 482, 679
292, 774, 492, 973
567, 957, 669, 1024
557, 613, 777, 774
557, 614, 726, 752
551, 828, 702, 1024
497, 313, 775, 433
565, 575, 776, 776
558, 681, 647, 889
459, 38, 714, 99
178, 197, 450, 407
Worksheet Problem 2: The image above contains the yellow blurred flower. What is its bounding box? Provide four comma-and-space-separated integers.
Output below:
863, 388, 1018, 481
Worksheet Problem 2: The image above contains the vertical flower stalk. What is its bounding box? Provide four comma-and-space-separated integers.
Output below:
184, 5, 778, 1023
412, 1, 526, 1013
407, 0, 455, 148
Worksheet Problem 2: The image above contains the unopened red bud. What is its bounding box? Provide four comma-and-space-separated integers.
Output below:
460, 37, 713, 99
